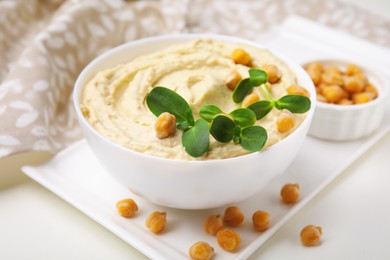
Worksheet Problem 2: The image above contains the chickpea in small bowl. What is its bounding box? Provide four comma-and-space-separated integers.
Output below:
304, 59, 389, 141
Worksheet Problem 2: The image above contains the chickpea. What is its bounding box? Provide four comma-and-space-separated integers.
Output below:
307, 69, 322, 86
276, 109, 295, 133
280, 183, 300, 204
352, 92, 374, 104
223, 206, 244, 227
225, 70, 242, 90
300, 225, 322, 246
232, 48, 252, 66
216, 228, 241, 251
322, 85, 345, 103
242, 93, 260, 107
344, 75, 365, 93
261, 64, 282, 83
306, 62, 324, 74
338, 98, 353, 105
189, 241, 214, 260
346, 64, 362, 76
145, 211, 167, 234
252, 210, 270, 232
321, 68, 344, 86
287, 85, 310, 98
155, 112, 176, 139
204, 214, 224, 236
316, 94, 327, 103
365, 83, 378, 98
116, 198, 138, 218
316, 83, 328, 95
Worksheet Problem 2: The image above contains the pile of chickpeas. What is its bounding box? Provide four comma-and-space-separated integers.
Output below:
305, 62, 378, 105
116, 182, 322, 260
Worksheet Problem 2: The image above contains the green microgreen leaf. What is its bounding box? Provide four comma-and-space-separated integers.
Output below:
274, 95, 311, 113
249, 69, 268, 86
240, 125, 267, 152
182, 119, 210, 157
146, 86, 194, 125
247, 100, 274, 120
229, 108, 256, 127
210, 115, 236, 143
199, 104, 224, 122
232, 78, 254, 103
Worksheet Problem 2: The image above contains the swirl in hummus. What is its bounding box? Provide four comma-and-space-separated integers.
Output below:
80, 39, 307, 160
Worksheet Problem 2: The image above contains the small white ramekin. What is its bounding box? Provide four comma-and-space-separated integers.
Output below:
307, 59, 389, 141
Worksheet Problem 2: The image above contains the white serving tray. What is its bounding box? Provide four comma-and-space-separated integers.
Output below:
22, 16, 390, 260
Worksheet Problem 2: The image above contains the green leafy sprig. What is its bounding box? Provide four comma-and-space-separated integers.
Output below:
146, 87, 209, 157
199, 105, 267, 152
234, 69, 311, 120
146, 68, 311, 158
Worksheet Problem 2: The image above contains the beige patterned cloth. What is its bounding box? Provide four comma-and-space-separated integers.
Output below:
1, 0, 389, 158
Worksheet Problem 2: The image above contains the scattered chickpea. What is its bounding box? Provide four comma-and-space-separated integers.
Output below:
216, 228, 241, 251
276, 109, 295, 133
280, 183, 300, 204
204, 214, 224, 236
242, 93, 260, 107
232, 48, 252, 66
252, 210, 270, 232
225, 70, 242, 90
261, 64, 282, 83
145, 211, 167, 234
116, 198, 138, 218
223, 206, 244, 227
300, 225, 323, 246
155, 112, 176, 139
189, 241, 214, 260
287, 85, 310, 98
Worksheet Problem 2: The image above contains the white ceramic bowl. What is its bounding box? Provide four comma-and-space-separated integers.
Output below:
73, 34, 316, 209
306, 59, 389, 141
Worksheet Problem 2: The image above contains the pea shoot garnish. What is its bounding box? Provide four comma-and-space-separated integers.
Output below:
234, 69, 311, 120
199, 105, 267, 152
146, 87, 209, 157
146, 68, 311, 158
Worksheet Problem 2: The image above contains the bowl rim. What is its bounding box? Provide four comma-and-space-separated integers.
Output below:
302, 58, 389, 111
73, 33, 316, 164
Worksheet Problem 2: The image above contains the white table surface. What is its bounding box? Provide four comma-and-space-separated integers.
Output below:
1, 1, 390, 259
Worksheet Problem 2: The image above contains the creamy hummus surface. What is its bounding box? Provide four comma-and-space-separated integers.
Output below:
80, 39, 306, 160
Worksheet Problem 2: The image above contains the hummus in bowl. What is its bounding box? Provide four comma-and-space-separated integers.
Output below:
73, 34, 316, 209
80, 38, 308, 160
